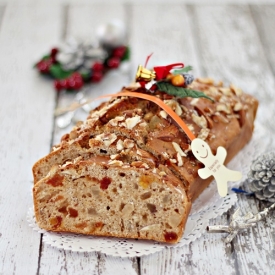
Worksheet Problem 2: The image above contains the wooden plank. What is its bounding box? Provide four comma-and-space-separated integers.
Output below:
192, 4, 275, 133
0, 3, 63, 275
250, 5, 275, 75
39, 4, 139, 275
192, 4, 275, 274
129, 3, 202, 77
140, 216, 236, 275
130, 4, 237, 274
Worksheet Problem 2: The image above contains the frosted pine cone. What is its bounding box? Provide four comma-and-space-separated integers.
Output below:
248, 152, 275, 202
182, 73, 194, 86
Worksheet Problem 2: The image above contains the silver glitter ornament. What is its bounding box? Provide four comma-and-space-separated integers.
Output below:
57, 38, 107, 71
247, 152, 275, 202
207, 203, 275, 243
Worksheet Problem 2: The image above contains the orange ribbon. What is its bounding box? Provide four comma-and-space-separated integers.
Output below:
89, 91, 195, 141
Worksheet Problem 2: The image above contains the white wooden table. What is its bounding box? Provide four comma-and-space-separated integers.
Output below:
1, 1, 275, 274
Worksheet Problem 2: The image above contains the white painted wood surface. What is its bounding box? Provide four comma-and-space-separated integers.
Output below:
1, 2, 275, 275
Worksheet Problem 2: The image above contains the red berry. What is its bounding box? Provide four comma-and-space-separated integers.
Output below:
68, 78, 76, 89
92, 62, 104, 71
71, 72, 81, 79
107, 57, 120, 68
74, 80, 83, 90
37, 60, 51, 73
59, 79, 69, 89
54, 80, 63, 91
50, 48, 59, 63
51, 48, 59, 57
91, 71, 103, 82
150, 84, 157, 91
112, 46, 126, 58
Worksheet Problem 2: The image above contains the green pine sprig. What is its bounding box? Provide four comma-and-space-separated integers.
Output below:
173, 65, 193, 74
156, 81, 214, 102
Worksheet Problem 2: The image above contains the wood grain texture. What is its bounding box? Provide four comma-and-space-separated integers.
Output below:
192, 4, 275, 134
1, 0, 275, 5
0, 3, 62, 275
140, 214, 236, 275
128, 3, 203, 77
39, 3, 138, 275
250, 5, 275, 75
193, 4, 275, 274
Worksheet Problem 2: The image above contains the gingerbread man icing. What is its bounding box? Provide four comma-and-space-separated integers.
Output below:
191, 138, 242, 197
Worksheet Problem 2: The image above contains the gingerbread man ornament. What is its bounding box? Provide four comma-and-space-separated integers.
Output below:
191, 138, 242, 197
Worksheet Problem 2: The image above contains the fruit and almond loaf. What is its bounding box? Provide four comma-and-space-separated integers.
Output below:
33, 77, 258, 243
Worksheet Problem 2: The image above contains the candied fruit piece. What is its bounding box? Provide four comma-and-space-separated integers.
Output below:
75, 222, 87, 229
68, 207, 78, 218
140, 191, 152, 200
100, 177, 112, 190
139, 175, 155, 189
58, 206, 68, 215
46, 174, 64, 187
147, 203, 157, 213
49, 216, 62, 229
164, 231, 178, 242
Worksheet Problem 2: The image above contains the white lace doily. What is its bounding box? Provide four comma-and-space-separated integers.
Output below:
27, 122, 272, 257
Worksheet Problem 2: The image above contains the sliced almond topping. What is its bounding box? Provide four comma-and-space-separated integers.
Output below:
123, 139, 135, 149
172, 142, 187, 157
230, 84, 243, 96
109, 116, 124, 126
216, 103, 231, 114
190, 98, 199, 106
169, 158, 177, 163
131, 161, 144, 168
218, 87, 233, 96
141, 163, 149, 169
95, 133, 117, 147
159, 110, 168, 119
110, 154, 119, 160
116, 116, 125, 122
208, 86, 219, 96
216, 80, 223, 87
233, 102, 243, 111
125, 116, 141, 129
187, 124, 195, 133
159, 171, 167, 176
197, 128, 210, 141
108, 160, 123, 166
164, 99, 182, 116
177, 152, 183, 167
116, 139, 124, 151
191, 113, 207, 128
162, 152, 170, 159
197, 77, 214, 85
109, 119, 118, 127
